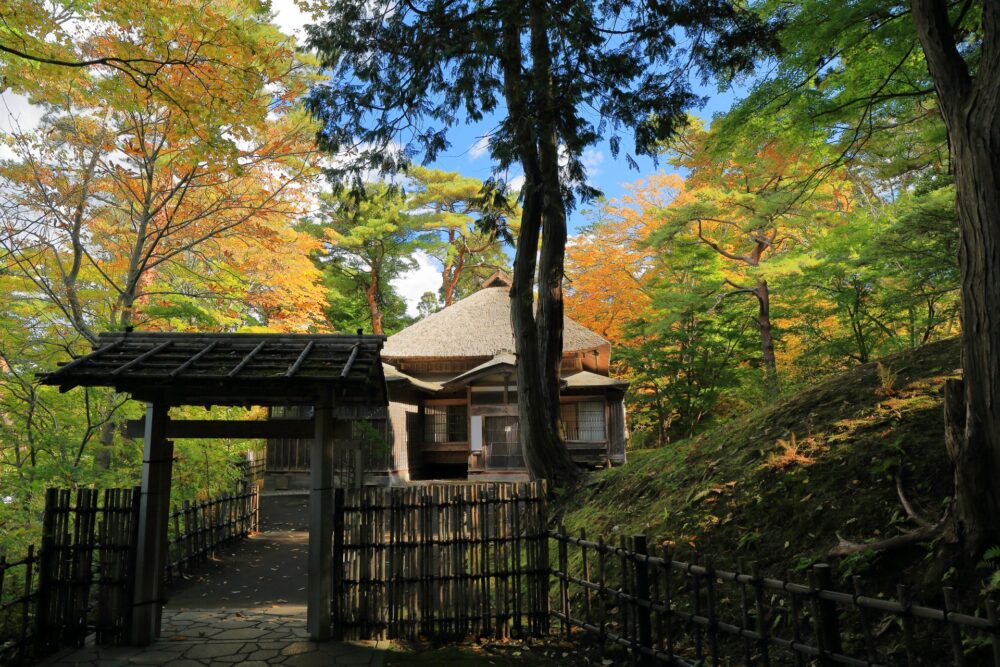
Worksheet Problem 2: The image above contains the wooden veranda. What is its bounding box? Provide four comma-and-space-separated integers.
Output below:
39, 331, 387, 646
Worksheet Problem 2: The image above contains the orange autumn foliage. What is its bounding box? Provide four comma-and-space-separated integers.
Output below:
566, 173, 684, 344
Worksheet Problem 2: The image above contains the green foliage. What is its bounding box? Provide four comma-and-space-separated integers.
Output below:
406, 167, 513, 304
302, 184, 433, 335
620, 241, 758, 445
305, 0, 779, 201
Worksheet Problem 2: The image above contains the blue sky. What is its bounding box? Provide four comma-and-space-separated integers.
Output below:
422, 88, 741, 236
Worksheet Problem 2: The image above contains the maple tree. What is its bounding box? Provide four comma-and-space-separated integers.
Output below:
0, 1, 326, 474
0, 0, 305, 118
565, 173, 683, 345
567, 173, 758, 443
654, 126, 853, 395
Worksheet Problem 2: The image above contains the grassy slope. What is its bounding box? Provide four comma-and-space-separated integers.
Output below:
557, 338, 961, 586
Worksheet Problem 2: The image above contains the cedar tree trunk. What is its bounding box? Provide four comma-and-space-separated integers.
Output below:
912, 0, 1000, 557
499, 2, 580, 485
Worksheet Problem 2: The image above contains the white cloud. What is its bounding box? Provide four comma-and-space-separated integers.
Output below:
469, 136, 490, 160
270, 0, 312, 39
0, 92, 44, 161
508, 174, 526, 193
582, 148, 605, 175
392, 250, 442, 316
0, 92, 42, 134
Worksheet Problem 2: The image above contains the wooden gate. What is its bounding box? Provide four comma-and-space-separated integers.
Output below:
332, 481, 549, 640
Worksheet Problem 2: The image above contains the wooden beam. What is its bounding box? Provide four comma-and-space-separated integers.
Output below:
339, 342, 360, 378
307, 391, 335, 641
50, 338, 124, 373
111, 340, 172, 376
228, 340, 266, 377
286, 340, 315, 377
168, 340, 217, 378
131, 402, 173, 646
124, 418, 315, 440
470, 404, 518, 417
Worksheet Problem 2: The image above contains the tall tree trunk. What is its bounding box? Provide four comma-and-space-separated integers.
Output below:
912, 0, 1000, 557
754, 279, 779, 395
528, 0, 579, 485
500, 2, 579, 485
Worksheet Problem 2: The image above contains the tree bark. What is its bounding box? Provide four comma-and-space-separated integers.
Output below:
528, 0, 580, 485
366, 276, 384, 335
754, 279, 779, 395
912, 0, 1000, 557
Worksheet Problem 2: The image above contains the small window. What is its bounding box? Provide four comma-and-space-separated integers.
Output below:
424, 404, 469, 443
561, 400, 606, 442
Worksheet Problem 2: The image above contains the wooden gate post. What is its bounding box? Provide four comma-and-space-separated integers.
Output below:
308, 393, 335, 641
332, 487, 346, 640
812, 563, 843, 662
131, 402, 174, 646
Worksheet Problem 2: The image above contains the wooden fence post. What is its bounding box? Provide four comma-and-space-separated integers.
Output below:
942, 587, 967, 667
751, 562, 770, 667
897, 584, 919, 667
21, 545, 35, 653
558, 524, 569, 638
332, 487, 346, 640
121, 486, 142, 643
812, 563, 842, 662
633, 535, 653, 667
35, 488, 58, 654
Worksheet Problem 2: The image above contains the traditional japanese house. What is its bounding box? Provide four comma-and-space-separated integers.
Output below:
265, 271, 627, 485
383, 271, 627, 482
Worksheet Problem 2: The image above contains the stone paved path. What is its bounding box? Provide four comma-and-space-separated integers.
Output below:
40, 608, 386, 666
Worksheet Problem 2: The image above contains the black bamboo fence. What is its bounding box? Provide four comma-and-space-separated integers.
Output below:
0, 488, 140, 666
0, 479, 259, 666
333, 481, 550, 641
0, 545, 40, 666
551, 527, 1000, 666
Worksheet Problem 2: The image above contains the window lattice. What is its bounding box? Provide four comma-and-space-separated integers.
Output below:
561, 401, 606, 442
424, 405, 469, 443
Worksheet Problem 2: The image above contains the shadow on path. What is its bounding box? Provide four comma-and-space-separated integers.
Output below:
42, 608, 385, 666
167, 493, 310, 610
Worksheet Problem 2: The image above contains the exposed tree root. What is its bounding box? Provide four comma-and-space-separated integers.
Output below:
829, 475, 954, 557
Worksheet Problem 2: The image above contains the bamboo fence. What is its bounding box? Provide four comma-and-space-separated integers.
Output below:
334, 480, 549, 641
552, 527, 1000, 666
0, 480, 259, 666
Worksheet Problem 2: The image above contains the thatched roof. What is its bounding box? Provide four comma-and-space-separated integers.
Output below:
382, 362, 443, 392
564, 370, 628, 389
383, 287, 609, 359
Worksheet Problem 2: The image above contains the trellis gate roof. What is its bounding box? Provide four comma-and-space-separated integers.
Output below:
38, 331, 387, 406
